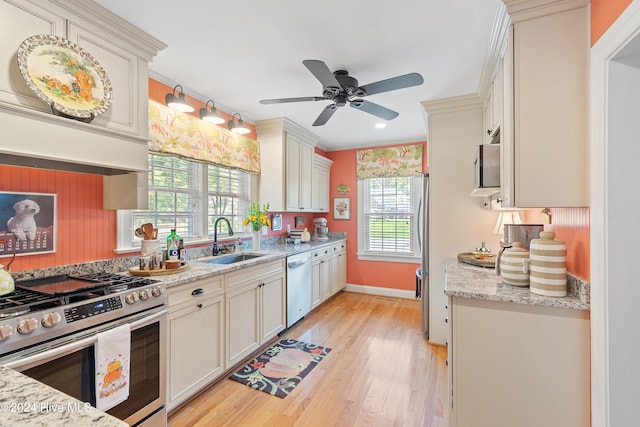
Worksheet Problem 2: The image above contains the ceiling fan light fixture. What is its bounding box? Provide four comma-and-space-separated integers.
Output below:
228, 113, 250, 135
199, 100, 225, 124
165, 84, 194, 112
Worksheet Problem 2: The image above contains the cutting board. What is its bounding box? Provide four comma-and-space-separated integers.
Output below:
129, 263, 191, 276
457, 252, 496, 269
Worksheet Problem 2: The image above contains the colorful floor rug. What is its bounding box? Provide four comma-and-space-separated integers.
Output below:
229, 338, 332, 398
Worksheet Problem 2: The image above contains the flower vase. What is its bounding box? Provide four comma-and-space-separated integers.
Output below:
252, 230, 261, 251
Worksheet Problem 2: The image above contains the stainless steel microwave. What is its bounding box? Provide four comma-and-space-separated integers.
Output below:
472, 144, 500, 196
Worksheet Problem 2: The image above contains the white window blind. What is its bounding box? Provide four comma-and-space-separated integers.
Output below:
363, 177, 415, 253
127, 154, 251, 247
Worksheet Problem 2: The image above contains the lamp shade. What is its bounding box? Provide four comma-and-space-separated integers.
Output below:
165, 84, 194, 112
493, 210, 522, 235
199, 100, 225, 124
228, 113, 250, 134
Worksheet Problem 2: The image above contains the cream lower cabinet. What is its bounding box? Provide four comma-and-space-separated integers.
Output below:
329, 243, 347, 296
447, 296, 590, 427
311, 247, 331, 308
167, 276, 225, 411
225, 260, 286, 367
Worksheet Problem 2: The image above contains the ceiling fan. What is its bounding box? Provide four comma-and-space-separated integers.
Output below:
259, 60, 424, 126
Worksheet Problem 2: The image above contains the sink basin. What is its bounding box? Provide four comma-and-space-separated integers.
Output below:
200, 253, 265, 265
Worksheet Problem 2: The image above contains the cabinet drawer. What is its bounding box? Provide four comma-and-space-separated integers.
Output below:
168, 276, 224, 309
312, 247, 331, 260
226, 259, 285, 288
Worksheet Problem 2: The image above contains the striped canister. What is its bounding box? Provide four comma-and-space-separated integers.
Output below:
500, 242, 530, 287
529, 231, 567, 297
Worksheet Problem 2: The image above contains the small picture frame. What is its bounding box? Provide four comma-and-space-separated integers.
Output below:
333, 197, 350, 220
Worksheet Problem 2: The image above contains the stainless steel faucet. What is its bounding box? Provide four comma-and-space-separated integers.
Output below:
213, 217, 234, 256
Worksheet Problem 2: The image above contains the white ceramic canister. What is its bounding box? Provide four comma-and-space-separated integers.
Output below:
500, 242, 530, 287
529, 231, 567, 297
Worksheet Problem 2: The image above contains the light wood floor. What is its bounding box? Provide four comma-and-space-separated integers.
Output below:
168, 291, 449, 427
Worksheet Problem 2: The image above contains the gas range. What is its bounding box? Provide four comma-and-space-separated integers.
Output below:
0, 272, 166, 359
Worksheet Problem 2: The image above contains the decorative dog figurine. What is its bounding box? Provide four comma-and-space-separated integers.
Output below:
7, 199, 40, 241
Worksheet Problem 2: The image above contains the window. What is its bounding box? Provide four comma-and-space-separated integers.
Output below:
117, 154, 251, 251
357, 175, 420, 263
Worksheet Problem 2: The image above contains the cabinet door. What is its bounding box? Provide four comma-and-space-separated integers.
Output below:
68, 23, 143, 136
336, 250, 347, 291
0, 1, 65, 109
226, 283, 260, 367
311, 259, 322, 308
500, 26, 515, 208
260, 271, 286, 343
285, 133, 301, 211
319, 258, 330, 302
329, 253, 339, 296
298, 141, 313, 210
507, 7, 588, 207
168, 295, 224, 410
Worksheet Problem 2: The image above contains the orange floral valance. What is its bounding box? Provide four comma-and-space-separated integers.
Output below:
356, 144, 423, 179
148, 101, 260, 174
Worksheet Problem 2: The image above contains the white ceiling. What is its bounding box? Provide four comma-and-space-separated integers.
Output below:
95, 0, 500, 151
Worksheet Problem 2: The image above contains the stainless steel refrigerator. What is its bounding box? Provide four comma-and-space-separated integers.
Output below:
416, 173, 429, 338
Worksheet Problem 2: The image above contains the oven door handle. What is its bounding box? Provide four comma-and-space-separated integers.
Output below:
3, 309, 167, 370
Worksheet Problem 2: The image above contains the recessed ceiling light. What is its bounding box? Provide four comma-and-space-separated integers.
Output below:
375, 123, 387, 129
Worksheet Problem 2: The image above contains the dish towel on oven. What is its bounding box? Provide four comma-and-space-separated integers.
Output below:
95, 324, 131, 411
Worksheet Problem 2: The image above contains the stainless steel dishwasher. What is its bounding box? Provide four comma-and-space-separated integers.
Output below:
286, 251, 312, 327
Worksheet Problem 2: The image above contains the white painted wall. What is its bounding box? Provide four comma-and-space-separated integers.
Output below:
591, 2, 640, 425
422, 95, 502, 345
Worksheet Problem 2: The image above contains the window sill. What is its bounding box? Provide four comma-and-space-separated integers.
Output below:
113, 234, 250, 255
356, 252, 420, 264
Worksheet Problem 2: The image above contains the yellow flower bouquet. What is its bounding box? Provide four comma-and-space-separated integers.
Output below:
243, 202, 270, 232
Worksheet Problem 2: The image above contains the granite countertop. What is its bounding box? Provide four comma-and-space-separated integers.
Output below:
444, 259, 590, 311
144, 237, 346, 289
0, 366, 126, 427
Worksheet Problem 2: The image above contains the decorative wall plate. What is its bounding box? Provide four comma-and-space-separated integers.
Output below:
17, 34, 112, 118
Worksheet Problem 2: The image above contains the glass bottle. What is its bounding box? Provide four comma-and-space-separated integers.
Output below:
167, 229, 180, 261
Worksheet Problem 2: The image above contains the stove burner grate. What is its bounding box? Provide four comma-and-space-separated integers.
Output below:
0, 288, 59, 318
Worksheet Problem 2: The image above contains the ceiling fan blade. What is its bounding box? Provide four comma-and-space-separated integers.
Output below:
313, 104, 339, 126
303, 60, 341, 90
350, 99, 399, 120
260, 96, 326, 104
357, 73, 424, 96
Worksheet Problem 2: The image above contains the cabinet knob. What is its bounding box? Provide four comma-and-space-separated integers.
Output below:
191, 288, 204, 296
445, 304, 448, 310
445, 316, 448, 324
197, 303, 203, 309
445, 359, 449, 367
445, 340, 448, 347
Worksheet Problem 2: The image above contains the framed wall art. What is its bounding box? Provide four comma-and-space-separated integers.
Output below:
333, 197, 350, 220
0, 192, 57, 257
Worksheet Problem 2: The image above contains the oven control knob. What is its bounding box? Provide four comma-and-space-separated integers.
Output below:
0, 325, 13, 341
17, 318, 39, 335
41, 312, 61, 328
139, 289, 149, 301
151, 286, 163, 297
125, 292, 138, 305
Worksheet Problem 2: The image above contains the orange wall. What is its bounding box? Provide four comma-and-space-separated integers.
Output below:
592, 0, 633, 44
326, 142, 427, 291
0, 165, 119, 272
149, 79, 258, 141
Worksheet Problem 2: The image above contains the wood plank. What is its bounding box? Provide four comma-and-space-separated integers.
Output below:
168, 292, 448, 427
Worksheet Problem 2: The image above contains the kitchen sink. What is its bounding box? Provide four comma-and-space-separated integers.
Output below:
200, 253, 265, 265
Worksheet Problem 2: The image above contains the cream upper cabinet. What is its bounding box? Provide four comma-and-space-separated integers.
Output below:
311, 153, 333, 212
256, 117, 319, 212
0, 0, 165, 177
500, 0, 589, 208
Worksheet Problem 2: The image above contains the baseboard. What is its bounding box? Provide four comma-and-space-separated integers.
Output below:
344, 283, 417, 300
